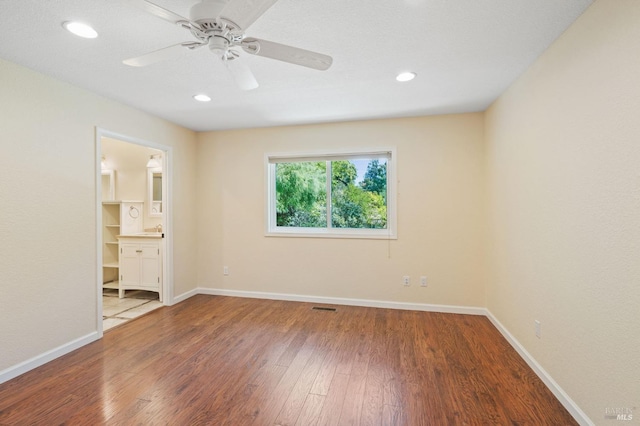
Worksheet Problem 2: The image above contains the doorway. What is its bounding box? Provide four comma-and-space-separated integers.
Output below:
95, 128, 173, 335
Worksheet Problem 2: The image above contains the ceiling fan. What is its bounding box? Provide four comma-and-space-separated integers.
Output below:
123, 0, 333, 90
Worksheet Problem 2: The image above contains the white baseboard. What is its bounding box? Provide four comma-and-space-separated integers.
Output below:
197, 287, 486, 315
172, 288, 199, 305
0, 332, 99, 385
485, 311, 593, 426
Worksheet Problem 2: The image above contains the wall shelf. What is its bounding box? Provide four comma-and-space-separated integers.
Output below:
102, 281, 120, 290
102, 201, 143, 297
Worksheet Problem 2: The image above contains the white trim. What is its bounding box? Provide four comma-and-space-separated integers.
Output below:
325, 162, 331, 228
95, 131, 104, 337
268, 150, 393, 164
485, 310, 593, 426
0, 332, 98, 385
196, 287, 486, 315
266, 158, 275, 232
162, 146, 174, 304
265, 228, 397, 240
172, 288, 199, 305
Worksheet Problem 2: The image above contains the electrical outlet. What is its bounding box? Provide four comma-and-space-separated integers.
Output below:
420, 276, 427, 287
223, 266, 229, 276
535, 320, 541, 338
403, 276, 410, 286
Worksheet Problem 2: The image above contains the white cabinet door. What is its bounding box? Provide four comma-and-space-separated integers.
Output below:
140, 244, 160, 288
118, 239, 162, 301
119, 243, 142, 288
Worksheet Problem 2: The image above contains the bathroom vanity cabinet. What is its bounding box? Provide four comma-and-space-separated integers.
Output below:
102, 201, 143, 296
118, 236, 163, 302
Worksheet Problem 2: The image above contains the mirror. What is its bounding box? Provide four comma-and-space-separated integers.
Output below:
101, 170, 115, 201
148, 167, 162, 217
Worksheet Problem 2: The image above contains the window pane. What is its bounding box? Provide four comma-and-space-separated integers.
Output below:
331, 159, 387, 229
275, 161, 327, 227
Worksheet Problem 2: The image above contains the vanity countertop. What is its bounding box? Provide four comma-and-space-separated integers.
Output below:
117, 233, 163, 239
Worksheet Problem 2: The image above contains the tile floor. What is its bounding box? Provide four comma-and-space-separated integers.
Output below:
103, 289, 163, 331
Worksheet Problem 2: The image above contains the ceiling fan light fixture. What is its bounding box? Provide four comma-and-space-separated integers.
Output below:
62, 21, 98, 39
209, 35, 230, 57
396, 71, 416, 82
193, 94, 212, 102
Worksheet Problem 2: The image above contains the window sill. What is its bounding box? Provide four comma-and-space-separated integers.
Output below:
266, 228, 397, 240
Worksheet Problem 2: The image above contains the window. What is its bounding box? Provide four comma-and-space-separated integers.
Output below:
266, 149, 396, 238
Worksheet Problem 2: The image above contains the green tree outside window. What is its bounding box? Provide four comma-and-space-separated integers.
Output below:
275, 158, 387, 229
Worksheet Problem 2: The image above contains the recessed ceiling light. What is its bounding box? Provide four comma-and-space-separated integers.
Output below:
396, 72, 416, 82
193, 94, 212, 102
62, 21, 98, 39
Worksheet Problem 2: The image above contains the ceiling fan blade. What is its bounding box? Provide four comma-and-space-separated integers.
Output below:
130, 0, 192, 25
123, 43, 194, 67
225, 56, 259, 90
241, 38, 332, 70
220, 0, 278, 31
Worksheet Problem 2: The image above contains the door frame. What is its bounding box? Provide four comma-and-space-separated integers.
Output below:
95, 127, 174, 336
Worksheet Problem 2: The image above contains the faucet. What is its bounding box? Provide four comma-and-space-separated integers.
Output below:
155, 224, 163, 233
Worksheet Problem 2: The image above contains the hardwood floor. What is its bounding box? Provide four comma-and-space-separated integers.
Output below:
0, 295, 577, 425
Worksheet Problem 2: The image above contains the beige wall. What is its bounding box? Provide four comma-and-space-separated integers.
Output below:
484, 0, 640, 421
197, 114, 486, 307
101, 137, 163, 230
0, 58, 198, 373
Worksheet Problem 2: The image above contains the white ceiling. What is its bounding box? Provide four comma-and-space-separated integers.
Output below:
0, 0, 593, 132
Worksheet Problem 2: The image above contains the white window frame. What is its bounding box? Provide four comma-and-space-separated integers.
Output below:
265, 148, 397, 239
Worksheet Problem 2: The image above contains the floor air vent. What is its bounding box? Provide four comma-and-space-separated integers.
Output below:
312, 306, 337, 312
